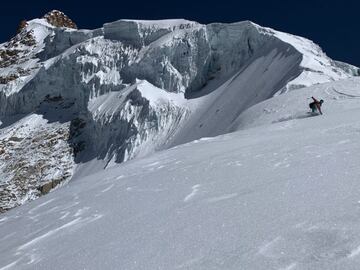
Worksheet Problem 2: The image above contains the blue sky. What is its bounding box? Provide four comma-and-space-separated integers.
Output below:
1, 0, 359, 66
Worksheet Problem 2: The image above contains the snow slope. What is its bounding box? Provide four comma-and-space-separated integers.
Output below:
233, 77, 360, 130
0, 12, 359, 211
1, 78, 360, 269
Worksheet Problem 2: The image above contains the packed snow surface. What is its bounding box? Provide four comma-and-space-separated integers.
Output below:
1, 78, 360, 269
1, 13, 360, 260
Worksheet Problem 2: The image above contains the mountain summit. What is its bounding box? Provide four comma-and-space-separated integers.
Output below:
1, 11, 360, 270
43, 10, 77, 29
0, 12, 359, 212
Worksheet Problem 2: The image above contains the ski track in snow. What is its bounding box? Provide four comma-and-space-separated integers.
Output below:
258, 236, 282, 256
184, 184, 201, 202
100, 184, 114, 193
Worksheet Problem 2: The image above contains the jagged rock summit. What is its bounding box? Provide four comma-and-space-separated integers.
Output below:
16, 20, 28, 34
43, 10, 77, 29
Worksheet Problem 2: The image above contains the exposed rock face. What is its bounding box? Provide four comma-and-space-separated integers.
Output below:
0, 29, 36, 69
0, 21, 38, 87
16, 20, 28, 34
0, 97, 76, 213
43, 10, 77, 29
0, 74, 18, 84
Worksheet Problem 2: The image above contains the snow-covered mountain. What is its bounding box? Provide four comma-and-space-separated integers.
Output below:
0, 10, 359, 212
1, 76, 360, 269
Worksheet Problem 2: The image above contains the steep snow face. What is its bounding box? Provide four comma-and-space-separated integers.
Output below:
233, 77, 360, 130
0, 14, 359, 211
267, 28, 359, 93
165, 38, 303, 146
1, 78, 360, 269
1, 18, 356, 119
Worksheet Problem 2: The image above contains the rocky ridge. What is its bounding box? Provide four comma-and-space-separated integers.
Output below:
43, 10, 77, 29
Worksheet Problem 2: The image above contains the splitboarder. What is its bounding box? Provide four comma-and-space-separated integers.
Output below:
309, 97, 323, 115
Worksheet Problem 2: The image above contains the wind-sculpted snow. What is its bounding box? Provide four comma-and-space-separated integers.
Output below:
0, 13, 359, 211
269, 29, 359, 93
1, 78, 360, 269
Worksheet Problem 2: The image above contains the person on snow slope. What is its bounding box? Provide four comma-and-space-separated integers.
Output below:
309, 96, 324, 115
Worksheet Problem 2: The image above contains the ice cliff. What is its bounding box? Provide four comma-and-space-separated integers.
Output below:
0, 10, 358, 211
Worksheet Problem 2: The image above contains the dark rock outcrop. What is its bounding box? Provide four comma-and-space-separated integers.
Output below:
43, 10, 78, 29
17, 20, 28, 34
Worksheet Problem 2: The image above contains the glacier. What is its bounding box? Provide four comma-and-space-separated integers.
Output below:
1, 77, 360, 269
0, 11, 359, 211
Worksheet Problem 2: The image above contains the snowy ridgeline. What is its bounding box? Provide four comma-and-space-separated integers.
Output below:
1, 77, 360, 269
1, 16, 358, 157
0, 12, 359, 211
